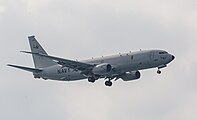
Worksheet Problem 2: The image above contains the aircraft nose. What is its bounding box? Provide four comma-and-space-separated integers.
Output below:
172, 55, 175, 61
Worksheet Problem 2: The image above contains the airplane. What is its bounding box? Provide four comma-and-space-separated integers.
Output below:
7, 36, 175, 87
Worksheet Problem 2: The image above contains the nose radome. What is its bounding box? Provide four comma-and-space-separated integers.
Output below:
172, 55, 175, 60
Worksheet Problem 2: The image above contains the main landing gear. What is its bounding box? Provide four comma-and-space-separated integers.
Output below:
105, 80, 112, 87
104, 77, 115, 87
157, 69, 161, 74
88, 75, 117, 87
88, 77, 96, 83
88, 77, 113, 87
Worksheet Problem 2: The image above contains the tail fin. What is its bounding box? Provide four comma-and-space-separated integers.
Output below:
28, 36, 57, 68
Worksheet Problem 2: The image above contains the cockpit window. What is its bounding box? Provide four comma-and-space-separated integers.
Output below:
159, 51, 168, 54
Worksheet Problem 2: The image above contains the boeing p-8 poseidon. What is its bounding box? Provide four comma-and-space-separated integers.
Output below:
8, 36, 175, 87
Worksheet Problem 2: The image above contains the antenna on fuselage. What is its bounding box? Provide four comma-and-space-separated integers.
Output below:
119, 53, 122, 57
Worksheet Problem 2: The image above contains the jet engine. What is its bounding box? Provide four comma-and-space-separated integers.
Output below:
92, 63, 112, 75
121, 71, 141, 81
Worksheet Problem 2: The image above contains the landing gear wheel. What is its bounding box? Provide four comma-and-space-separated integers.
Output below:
105, 81, 112, 87
88, 78, 95, 83
157, 69, 161, 74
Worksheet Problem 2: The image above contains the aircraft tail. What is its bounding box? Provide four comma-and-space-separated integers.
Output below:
28, 36, 57, 68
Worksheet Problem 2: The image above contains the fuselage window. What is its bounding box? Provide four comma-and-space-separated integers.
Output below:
131, 55, 134, 60
159, 51, 168, 54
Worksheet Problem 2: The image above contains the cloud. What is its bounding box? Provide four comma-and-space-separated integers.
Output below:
0, 6, 5, 14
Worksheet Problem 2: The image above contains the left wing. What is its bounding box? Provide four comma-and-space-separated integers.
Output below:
21, 51, 94, 72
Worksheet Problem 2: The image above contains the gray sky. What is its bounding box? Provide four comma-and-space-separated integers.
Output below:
1, 0, 197, 120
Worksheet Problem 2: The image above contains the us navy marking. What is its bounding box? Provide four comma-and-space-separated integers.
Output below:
57, 68, 78, 74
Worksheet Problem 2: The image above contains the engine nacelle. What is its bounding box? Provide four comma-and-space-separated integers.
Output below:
92, 63, 112, 75
121, 71, 141, 81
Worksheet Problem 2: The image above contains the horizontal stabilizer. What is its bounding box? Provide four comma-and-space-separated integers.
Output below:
20, 51, 44, 55
7, 64, 42, 73
20, 51, 34, 54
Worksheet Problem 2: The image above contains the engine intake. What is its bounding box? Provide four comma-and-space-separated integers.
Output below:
92, 63, 112, 75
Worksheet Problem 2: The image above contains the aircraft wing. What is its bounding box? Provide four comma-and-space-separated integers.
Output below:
21, 51, 94, 71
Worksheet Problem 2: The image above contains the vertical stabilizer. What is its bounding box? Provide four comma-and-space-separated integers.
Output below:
28, 36, 57, 68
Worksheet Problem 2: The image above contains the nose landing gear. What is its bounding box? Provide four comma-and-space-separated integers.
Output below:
157, 64, 167, 74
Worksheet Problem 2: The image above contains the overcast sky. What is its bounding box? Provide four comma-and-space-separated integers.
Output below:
1, 0, 197, 120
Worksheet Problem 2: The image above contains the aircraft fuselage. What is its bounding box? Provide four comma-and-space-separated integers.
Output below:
37, 49, 174, 81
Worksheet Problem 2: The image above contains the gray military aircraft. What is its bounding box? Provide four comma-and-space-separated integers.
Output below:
8, 36, 175, 87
